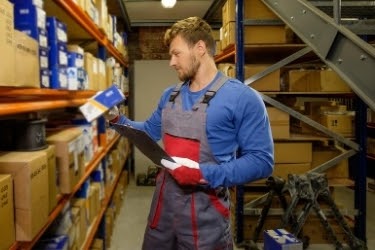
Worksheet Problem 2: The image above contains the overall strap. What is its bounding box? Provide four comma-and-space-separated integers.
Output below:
194, 73, 229, 110
166, 82, 186, 108
168, 82, 185, 103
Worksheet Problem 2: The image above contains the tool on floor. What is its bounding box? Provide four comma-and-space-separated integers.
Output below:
239, 173, 367, 250
240, 176, 309, 250
281, 173, 367, 250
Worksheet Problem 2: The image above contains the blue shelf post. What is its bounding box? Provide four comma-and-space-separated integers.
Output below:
235, 0, 245, 244
354, 98, 368, 242
98, 44, 107, 61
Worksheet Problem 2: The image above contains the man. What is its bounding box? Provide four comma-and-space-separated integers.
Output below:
106, 16, 274, 250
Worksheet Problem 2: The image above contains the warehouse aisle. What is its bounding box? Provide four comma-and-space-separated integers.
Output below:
109, 177, 375, 250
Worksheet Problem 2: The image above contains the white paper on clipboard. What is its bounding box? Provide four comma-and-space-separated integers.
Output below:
110, 122, 175, 166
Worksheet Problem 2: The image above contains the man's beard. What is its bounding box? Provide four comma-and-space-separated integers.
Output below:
179, 54, 200, 82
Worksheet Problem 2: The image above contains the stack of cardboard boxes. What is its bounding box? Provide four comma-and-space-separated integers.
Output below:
221, 0, 293, 50
0, 0, 39, 88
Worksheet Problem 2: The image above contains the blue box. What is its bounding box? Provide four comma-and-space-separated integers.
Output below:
67, 67, 86, 90
14, 4, 46, 30
49, 41, 68, 67
39, 47, 49, 69
50, 66, 67, 89
46, 17, 67, 43
67, 51, 84, 68
34, 235, 69, 250
15, 24, 48, 48
79, 85, 125, 122
9, 0, 44, 9
264, 229, 303, 250
75, 179, 91, 198
40, 68, 49, 88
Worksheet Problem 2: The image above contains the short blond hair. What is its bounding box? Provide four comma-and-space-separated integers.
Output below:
164, 16, 215, 56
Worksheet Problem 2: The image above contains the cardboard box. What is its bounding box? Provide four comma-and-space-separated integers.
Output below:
95, 0, 108, 33
0, 151, 49, 241
264, 229, 303, 250
222, 0, 279, 26
273, 163, 311, 180
79, 85, 125, 122
39, 145, 59, 213
89, 183, 101, 223
90, 238, 104, 250
14, 30, 40, 87
71, 198, 88, 248
46, 128, 84, 194
319, 112, 355, 137
0, 0, 16, 86
274, 142, 312, 163
222, 22, 289, 50
311, 148, 349, 179
84, 52, 96, 90
224, 64, 281, 91
287, 69, 351, 92
0, 174, 15, 250
97, 58, 107, 90
267, 107, 290, 139
222, 22, 293, 49
320, 69, 351, 92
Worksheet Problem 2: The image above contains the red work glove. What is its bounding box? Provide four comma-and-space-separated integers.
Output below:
161, 157, 207, 186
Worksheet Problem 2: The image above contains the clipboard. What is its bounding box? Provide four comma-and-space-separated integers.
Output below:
110, 122, 175, 166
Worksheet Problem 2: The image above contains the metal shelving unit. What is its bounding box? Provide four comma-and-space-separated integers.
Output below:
9, 135, 122, 250
2, 1, 130, 249
215, 0, 375, 244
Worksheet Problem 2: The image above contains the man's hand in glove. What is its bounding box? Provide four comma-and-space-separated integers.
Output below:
161, 157, 207, 186
103, 105, 119, 123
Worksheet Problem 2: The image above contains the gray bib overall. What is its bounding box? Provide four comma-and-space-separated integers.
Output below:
142, 74, 233, 250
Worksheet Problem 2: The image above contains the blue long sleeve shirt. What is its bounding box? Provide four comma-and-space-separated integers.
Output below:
117, 73, 274, 188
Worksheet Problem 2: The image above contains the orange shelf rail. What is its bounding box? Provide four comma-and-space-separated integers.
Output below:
10, 134, 120, 250
214, 44, 235, 63
52, 0, 128, 66
0, 88, 96, 116
0, 88, 96, 98
0, 99, 87, 116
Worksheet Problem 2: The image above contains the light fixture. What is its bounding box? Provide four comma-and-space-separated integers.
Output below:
161, 0, 176, 8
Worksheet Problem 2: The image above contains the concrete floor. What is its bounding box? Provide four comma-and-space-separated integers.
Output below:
109, 177, 375, 250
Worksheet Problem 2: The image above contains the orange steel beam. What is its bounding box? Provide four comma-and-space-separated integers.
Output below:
0, 99, 87, 116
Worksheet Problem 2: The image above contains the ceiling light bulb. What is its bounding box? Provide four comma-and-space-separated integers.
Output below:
161, 0, 176, 8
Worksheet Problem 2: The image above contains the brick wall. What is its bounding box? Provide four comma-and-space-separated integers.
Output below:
127, 27, 170, 63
